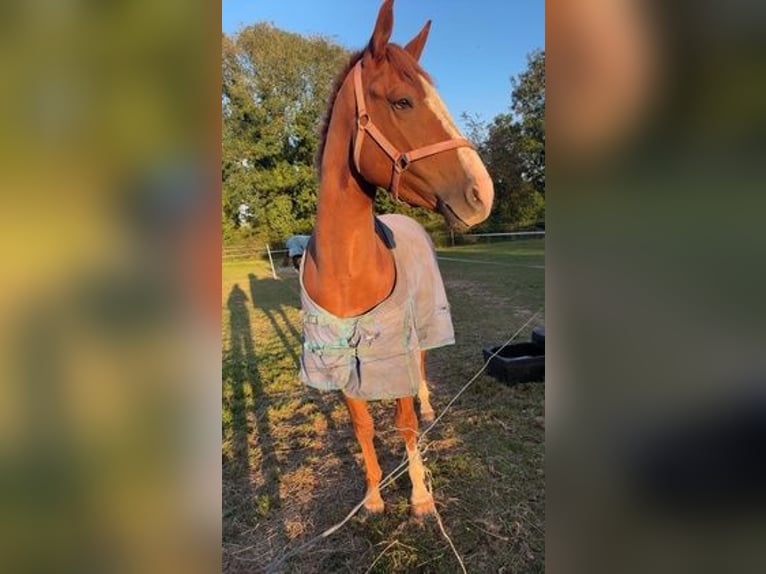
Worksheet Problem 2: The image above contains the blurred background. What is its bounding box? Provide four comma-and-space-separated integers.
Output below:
547, 0, 766, 572
3, 0, 766, 571
0, 1, 219, 572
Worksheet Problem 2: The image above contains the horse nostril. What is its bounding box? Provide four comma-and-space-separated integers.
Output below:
469, 186, 482, 206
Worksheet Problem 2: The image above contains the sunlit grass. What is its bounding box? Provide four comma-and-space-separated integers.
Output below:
223, 240, 545, 573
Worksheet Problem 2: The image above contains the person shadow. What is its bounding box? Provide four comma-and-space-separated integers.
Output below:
248, 273, 301, 370
222, 283, 286, 545
245, 273, 341, 439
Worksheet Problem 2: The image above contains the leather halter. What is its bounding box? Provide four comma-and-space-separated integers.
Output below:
351, 61, 474, 201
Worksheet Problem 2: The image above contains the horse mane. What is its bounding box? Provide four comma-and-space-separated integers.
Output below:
314, 50, 364, 174
314, 45, 432, 175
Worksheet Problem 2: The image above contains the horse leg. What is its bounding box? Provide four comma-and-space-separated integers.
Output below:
344, 396, 385, 513
417, 350, 435, 422
395, 396, 435, 516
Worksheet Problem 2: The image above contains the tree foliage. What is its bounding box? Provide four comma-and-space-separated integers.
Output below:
469, 50, 545, 230
222, 25, 349, 243
511, 50, 545, 197
222, 23, 545, 242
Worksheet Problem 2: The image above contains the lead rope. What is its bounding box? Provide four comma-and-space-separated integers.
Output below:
263, 309, 543, 573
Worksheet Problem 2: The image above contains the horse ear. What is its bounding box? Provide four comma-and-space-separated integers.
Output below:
404, 20, 431, 61
369, 0, 394, 60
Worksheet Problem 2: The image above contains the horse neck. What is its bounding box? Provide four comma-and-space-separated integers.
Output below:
314, 170, 378, 278
307, 74, 395, 317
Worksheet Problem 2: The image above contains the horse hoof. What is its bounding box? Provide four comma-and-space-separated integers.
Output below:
411, 498, 436, 517
363, 501, 385, 514
363, 494, 385, 514
420, 409, 435, 423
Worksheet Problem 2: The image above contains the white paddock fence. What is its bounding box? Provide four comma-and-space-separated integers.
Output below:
431, 229, 545, 247
222, 230, 545, 262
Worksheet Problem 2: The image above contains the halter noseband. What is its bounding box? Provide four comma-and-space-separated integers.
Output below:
351, 61, 474, 201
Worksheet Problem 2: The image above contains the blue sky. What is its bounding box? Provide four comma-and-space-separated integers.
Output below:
222, 0, 544, 131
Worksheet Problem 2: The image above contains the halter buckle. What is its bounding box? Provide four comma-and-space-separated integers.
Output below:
395, 154, 410, 172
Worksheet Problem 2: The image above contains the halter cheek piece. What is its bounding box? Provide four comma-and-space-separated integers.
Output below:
352, 61, 474, 201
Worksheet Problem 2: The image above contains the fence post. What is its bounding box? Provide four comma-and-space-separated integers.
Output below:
266, 243, 278, 280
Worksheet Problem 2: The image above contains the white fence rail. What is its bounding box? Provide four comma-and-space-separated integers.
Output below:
462, 231, 545, 238
223, 230, 545, 260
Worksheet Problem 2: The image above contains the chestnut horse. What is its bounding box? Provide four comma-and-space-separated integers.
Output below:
302, 0, 493, 516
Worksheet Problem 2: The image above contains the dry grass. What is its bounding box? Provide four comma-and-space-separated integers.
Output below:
223, 239, 545, 573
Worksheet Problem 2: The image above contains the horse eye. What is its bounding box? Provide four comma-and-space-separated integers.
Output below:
392, 97, 412, 110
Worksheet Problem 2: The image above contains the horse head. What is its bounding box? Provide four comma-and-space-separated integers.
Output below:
350, 0, 494, 229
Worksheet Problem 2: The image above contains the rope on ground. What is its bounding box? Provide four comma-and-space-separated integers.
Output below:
363, 540, 399, 574
264, 308, 543, 573
417, 309, 542, 446
264, 461, 411, 573
433, 501, 467, 574
413, 310, 541, 573
422, 463, 467, 574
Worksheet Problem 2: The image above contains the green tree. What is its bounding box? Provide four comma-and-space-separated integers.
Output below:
222, 25, 349, 243
465, 50, 545, 230
511, 50, 545, 197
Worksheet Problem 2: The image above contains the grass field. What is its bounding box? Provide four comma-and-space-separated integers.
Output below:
222, 239, 545, 573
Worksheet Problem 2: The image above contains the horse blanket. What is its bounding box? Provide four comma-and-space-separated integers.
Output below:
299, 214, 454, 400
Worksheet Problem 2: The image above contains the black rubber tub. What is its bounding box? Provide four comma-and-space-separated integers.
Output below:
483, 342, 545, 385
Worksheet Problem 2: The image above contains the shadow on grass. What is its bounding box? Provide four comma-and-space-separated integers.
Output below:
224, 275, 449, 572
223, 241, 546, 572
245, 273, 344, 442
248, 273, 301, 370
223, 277, 355, 571
223, 284, 285, 542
